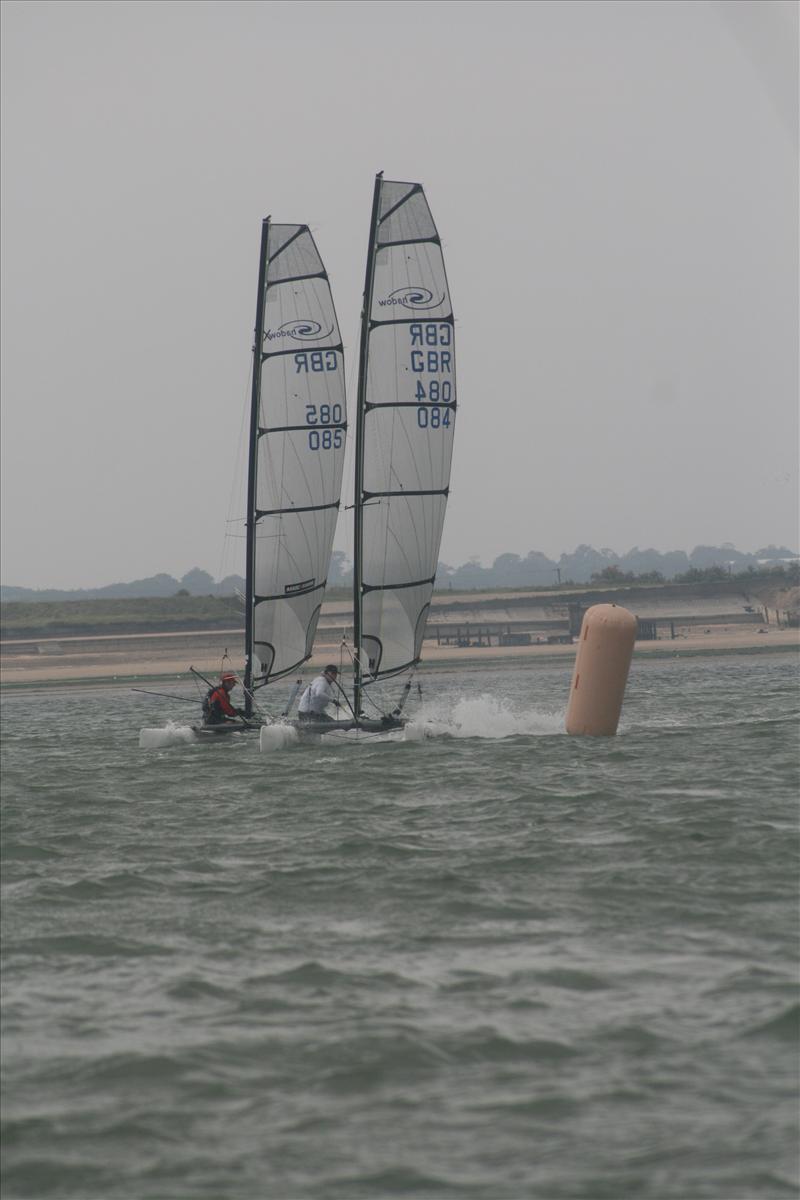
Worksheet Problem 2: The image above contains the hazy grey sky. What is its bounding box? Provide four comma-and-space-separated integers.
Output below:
2, 0, 797, 589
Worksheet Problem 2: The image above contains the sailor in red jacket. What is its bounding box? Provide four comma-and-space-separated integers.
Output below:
203, 672, 244, 725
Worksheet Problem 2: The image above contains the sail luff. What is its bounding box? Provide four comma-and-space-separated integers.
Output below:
243, 217, 270, 718
353, 171, 384, 720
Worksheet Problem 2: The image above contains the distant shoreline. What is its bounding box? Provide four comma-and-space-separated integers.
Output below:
1, 625, 796, 692
2, 575, 797, 641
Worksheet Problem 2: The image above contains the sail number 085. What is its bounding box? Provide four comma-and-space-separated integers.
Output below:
306, 403, 343, 451
308, 429, 343, 449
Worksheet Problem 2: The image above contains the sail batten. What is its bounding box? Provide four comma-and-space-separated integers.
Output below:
261, 339, 342, 361
354, 178, 456, 691
245, 222, 346, 694
362, 576, 436, 593
256, 501, 339, 518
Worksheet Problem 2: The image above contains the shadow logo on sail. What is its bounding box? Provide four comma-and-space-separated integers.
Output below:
264, 320, 334, 342
378, 287, 445, 310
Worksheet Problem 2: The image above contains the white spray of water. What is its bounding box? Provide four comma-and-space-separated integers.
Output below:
405, 693, 565, 740
259, 724, 299, 753
138, 722, 197, 749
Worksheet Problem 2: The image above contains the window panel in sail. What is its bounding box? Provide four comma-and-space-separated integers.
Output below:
361, 583, 431, 678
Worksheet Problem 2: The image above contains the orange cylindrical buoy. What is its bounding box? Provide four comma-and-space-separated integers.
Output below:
565, 604, 637, 736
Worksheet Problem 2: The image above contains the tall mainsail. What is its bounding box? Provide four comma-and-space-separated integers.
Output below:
244, 221, 346, 707
353, 176, 456, 714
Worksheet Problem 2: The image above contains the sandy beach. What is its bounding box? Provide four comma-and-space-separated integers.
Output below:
1, 622, 796, 688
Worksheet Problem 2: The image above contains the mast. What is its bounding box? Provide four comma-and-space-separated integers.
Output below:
352, 172, 383, 719
243, 217, 270, 719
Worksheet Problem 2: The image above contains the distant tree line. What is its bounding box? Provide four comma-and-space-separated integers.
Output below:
590, 562, 800, 586
1, 544, 797, 603
431, 544, 798, 590
0, 568, 241, 605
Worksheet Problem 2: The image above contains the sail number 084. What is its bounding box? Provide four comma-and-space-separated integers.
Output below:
415, 375, 452, 430
417, 406, 450, 429
410, 324, 453, 431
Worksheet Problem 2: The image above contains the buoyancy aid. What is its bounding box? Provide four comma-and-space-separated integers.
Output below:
203, 684, 237, 724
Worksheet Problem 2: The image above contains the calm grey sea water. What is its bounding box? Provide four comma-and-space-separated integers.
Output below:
2, 652, 798, 1200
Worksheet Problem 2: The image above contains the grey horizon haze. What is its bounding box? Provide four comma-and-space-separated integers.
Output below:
1, 0, 797, 591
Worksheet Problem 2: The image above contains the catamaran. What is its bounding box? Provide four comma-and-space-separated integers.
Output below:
241, 174, 456, 734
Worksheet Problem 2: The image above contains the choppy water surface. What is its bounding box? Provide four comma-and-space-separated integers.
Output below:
2, 652, 798, 1199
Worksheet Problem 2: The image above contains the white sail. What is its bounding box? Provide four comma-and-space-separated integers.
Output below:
249, 224, 346, 686
357, 180, 456, 682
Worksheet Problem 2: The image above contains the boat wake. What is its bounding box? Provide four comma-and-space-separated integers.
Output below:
405, 693, 565, 740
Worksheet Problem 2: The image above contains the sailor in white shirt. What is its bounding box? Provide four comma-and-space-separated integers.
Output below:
297, 665, 340, 722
